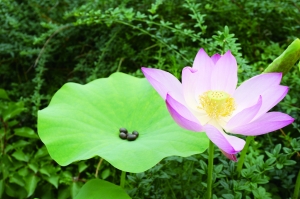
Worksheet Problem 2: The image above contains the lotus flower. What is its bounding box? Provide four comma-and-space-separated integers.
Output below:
141, 49, 294, 161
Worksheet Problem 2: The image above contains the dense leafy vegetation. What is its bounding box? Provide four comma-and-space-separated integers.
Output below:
1, 0, 300, 198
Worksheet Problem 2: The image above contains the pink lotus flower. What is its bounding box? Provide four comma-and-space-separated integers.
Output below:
142, 49, 294, 161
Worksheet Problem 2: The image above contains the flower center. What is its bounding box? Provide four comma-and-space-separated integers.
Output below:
198, 90, 235, 119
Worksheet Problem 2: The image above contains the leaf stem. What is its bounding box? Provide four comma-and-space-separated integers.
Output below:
95, 158, 103, 178
120, 170, 126, 189
293, 169, 300, 199
236, 136, 254, 176
206, 140, 215, 199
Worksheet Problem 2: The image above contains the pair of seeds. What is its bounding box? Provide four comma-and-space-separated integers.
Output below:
119, 128, 139, 141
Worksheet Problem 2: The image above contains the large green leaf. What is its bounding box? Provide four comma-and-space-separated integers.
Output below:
38, 72, 208, 173
74, 179, 131, 199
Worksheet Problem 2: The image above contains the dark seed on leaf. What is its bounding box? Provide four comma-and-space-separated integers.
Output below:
127, 133, 137, 141
119, 128, 128, 134
132, 130, 139, 138
119, 132, 127, 139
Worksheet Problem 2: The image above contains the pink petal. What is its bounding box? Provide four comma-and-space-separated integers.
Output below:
182, 67, 199, 109
203, 125, 245, 154
166, 94, 203, 132
190, 49, 214, 91
233, 73, 282, 112
211, 54, 221, 64
210, 51, 238, 95
141, 67, 183, 102
253, 86, 288, 120
182, 67, 212, 109
192, 48, 215, 71
230, 112, 294, 136
226, 96, 262, 131
220, 150, 237, 161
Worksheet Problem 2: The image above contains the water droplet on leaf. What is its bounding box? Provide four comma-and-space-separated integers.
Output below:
119, 132, 127, 139
119, 128, 128, 134
126, 134, 137, 141
132, 130, 139, 138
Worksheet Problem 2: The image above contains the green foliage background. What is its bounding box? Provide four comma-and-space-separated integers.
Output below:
0, 0, 300, 198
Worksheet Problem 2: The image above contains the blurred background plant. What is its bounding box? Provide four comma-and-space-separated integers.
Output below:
0, 0, 299, 198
